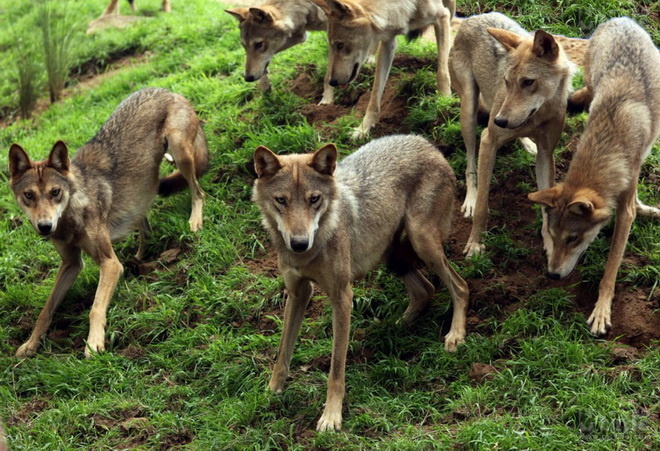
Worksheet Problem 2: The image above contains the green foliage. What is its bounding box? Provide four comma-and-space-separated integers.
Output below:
0, 0, 658, 449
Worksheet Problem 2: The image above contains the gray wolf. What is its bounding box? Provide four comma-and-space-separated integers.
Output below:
252, 134, 469, 431
8, 88, 208, 358
451, 12, 575, 257
226, 0, 333, 102
102, 0, 171, 15
528, 17, 660, 335
311, 0, 455, 140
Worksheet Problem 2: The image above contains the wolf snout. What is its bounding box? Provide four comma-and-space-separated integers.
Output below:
547, 272, 561, 280
290, 237, 310, 253
494, 117, 508, 128
37, 221, 53, 235
244, 74, 257, 82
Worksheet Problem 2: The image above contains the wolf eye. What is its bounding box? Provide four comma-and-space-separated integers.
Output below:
522, 79, 535, 87
254, 41, 263, 50
565, 235, 578, 245
275, 196, 286, 205
24, 191, 34, 200
336, 42, 344, 51
310, 195, 320, 204
51, 188, 61, 197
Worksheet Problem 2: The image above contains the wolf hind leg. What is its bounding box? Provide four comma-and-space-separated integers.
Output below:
166, 129, 207, 231
408, 221, 469, 352
399, 270, 435, 326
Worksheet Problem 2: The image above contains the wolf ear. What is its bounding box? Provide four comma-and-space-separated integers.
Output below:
311, 143, 337, 176
528, 185, 562, 208
487, 27, 524, 52
225, 8, 249, 23
48, 141, 70, 173
532, 29, 559, 60
567, 191, 610, 221
326, 0, 361, 20
249, 7, 274, 25
8, 143, 32, 179
254, 146, 282, 178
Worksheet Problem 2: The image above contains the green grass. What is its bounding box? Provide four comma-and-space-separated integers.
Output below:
1, 0, 659, 448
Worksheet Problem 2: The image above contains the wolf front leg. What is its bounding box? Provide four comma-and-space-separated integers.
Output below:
433, 6, 453, 96
317, 283, 353, 432
464, 128, 503, 257
269, 273, 313, 393
533, 124, 561, 257
587, 185, 637, 335
351, 39, 397, 140
84, 231, 123, 358
16, 243, 83, 358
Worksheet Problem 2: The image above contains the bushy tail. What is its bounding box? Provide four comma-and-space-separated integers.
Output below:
158, 124, 210, 196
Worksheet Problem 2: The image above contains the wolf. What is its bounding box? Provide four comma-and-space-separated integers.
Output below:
102, 0, 171, 15
8, 88, 208, 358
528, 17, 660, 335
226, 0, 333, 102
451, 13, 576, 257
311, 0, 455, 140
252, 134, 469, 431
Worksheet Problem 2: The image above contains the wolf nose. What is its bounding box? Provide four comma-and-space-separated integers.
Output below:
494, 117, 508, 128
329, 79, 339, 87
548, 272, 561, 280
244, 74, 256, 82
38, 222, 53, 234
290, 237, 309, 253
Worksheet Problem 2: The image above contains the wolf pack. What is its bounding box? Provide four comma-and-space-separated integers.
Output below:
6, 0, 659, 434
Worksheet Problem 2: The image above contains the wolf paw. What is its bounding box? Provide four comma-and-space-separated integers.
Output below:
350, 126, 370, 141
444, 330, 465, 353
463, 240, 485, 257
317, 407, 342, 432
189, 216, 203, 232
461, 197, 476, 218
15, 342, 38, 358
587, 306, 611, 336
84, 338, 106, 358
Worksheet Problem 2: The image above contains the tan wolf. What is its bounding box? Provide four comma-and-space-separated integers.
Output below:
226, 0, 333, 101
311, 0, 455, 140
252, 134, 469, 431
528, 17, 660, 335
8, 88, 208, 358
451, 13, 576, 257
102, 0, 170, 15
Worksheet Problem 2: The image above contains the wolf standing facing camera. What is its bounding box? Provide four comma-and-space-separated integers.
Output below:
252, 134, 469, 431
528, 17, 660, 335
8, 88, 208, 358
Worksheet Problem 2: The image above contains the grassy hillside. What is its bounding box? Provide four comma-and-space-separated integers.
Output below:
0, 0, 658, 448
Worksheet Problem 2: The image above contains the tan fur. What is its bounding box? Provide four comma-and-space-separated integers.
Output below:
226, 0, 332, 101
449, 13, 575, 257
0, 420, 6, 451
312, 0, 455, 139
528, 18, 660, 335
8, 88, 208, 358
253, 135, 469, 431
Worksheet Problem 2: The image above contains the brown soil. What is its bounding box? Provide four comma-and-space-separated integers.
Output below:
257, 57, 660, 350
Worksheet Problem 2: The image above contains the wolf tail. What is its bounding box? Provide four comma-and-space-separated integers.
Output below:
158, 123, 210, 196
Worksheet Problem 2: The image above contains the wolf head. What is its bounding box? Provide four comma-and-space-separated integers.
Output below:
529, 185, 612, 279
226, 6, 307, 82
487, 28, 571, 129
9, 141, 74, 237
252, 144, 338, 253
312, 0, 377, 86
